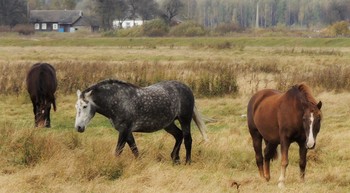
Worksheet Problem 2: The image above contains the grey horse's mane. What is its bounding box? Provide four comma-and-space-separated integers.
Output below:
82, 79, 139, 95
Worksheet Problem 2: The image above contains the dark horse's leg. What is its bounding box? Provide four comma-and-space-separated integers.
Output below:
248, 127, 264, 180
297, 140, 308, 181
179, 118, 192, 164
31, 99, 38, 127
45, 105, 51, 128
263, 141, 278, 181
165, 123, 183, 164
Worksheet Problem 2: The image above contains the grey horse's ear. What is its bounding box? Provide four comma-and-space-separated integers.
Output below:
84, 90, 93, 101
85, 90, 92, 97
77, 90, 81, 98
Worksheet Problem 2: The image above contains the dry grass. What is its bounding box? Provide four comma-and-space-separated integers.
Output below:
0, 36, 350, 192
1, 94, 349, 192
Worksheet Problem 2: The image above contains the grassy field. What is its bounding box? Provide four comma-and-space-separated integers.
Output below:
0, 33, 350, 192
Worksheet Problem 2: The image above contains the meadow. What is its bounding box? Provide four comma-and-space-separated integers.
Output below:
0, 33, 350, 193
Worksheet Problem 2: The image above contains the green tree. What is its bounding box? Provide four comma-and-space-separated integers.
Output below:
50, 0, 77, 9
0, 0, 27, 27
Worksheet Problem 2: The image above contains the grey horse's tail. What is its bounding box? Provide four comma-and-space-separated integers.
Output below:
193, 105, 209, 141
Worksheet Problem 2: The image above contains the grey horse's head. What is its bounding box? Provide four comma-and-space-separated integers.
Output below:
75, 90, 96, 133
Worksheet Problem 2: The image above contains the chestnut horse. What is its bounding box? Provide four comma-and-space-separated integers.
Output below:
247, 83, 322, 188
26, 63, 57, 127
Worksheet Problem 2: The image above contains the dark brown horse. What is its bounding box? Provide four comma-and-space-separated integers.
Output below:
247, 83, 322, 188
26, 63, 57, 128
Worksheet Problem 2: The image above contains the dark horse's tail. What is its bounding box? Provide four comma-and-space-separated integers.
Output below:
192, 105, 209, 141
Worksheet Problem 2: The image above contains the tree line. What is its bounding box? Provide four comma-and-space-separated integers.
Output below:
0, 0, 349, 30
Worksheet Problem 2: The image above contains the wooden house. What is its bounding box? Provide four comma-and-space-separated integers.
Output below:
29, 10, 99, 32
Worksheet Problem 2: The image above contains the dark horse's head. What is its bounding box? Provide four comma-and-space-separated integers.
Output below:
35, 100, 54, 127
298, 84, 322, 149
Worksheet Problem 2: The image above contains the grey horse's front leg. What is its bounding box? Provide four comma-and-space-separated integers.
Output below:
126, 132, 139, 158
115, 128, 129, 157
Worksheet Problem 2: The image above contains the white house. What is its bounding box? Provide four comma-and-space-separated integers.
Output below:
113, 19, 144, 29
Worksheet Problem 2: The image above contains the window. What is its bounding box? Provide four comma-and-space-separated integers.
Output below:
53, 23, 58, 30
34, 23, 40, 30
41, 23, 47, 30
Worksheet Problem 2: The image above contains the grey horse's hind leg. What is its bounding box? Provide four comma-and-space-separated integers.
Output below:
179, 119, 192, 164
165, 123, 183, 164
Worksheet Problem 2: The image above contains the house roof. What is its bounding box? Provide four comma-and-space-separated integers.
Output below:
74, 16, 100, 27
29, 10, 83, 24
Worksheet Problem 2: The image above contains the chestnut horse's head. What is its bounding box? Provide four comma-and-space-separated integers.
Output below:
297, 84, 322, 149
302, 101, 322, 149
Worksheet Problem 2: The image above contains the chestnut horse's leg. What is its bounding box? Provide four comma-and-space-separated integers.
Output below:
263, 142, 278, 181
278, 138, 291, 188
249, 129, 264, 179
298, 141, 308, 181
165, 123, 183, 164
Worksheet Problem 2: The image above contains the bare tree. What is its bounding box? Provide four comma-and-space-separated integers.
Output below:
0, 0, 27, 27
128, 0, 138, 25
161, 0, 184, 25
137, 0, 159, 22
95, 0, 128, 30
114, 0, 129, 29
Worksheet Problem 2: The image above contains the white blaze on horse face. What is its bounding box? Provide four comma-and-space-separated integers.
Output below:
307, 113, 315, 148
75, 91, 94, 131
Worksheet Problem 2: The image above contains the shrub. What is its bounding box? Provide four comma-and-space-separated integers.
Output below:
0, 25, 11, 32
115, 26, 143, 37
102, 30, 117, 37
321, 21, 350, 37
169, 21, 206, 37
143, 19, 169, 37
12, 24, 35, 35
214, 22, 243, 35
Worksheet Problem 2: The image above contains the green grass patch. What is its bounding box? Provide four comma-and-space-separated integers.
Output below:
1, 36, 350, 48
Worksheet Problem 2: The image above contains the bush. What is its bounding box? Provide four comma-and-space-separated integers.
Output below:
143, 19, 169, 37
115, 26, 143, 37
101, 30, 117, 37
321, 21, 350, 37
214, 22, 243, 35
12, 24, 35, 35
169, 21, 206, 37
0, 25, 11, 32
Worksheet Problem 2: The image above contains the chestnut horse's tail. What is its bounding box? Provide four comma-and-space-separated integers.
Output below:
193, 105, 209, 142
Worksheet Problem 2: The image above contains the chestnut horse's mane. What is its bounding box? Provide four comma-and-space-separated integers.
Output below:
295, 83, 317, 105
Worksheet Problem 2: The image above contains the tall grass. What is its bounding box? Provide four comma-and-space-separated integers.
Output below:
2, 57, 350, 96
0, 61, 239, 97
